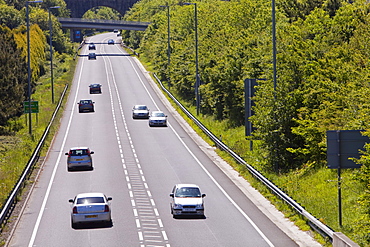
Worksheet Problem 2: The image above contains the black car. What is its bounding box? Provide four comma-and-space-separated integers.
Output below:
89, 83, 102, 94
108, 39, 115, 45
88, 53, 96, 60
88, 43, 96, 50
78, 99, 95, 113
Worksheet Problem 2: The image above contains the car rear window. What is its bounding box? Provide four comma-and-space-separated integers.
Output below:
70, 149, 88, 156
77, 197, 105, 204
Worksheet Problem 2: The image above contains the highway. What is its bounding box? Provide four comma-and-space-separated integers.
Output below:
6, 32, 320, 247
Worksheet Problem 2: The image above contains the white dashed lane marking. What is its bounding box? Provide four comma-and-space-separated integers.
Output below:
103, 51, 170, 247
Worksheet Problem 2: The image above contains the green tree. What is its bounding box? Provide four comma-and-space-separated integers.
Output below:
0, 3, 22, 28
0, 26, 27, 128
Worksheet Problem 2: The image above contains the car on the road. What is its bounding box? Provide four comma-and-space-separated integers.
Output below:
65, 147, 94, 171
88, 52, 96, 60
108, 39, 115, 45
170, 184, 206, 218
89, 83, 102, 94
149, 111, 167, 127
113, 29, 118, 33
132, 105, 150, 119
88, 43, 96, 50
78, 99, 95, 113
69, 192, 112, 228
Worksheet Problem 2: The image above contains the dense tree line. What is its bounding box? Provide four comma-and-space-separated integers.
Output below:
122, 0, 370, 244
0, 0, 72, 132
0, 26, 27, 127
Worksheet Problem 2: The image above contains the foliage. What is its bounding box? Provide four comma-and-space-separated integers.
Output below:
0, 3, 22, 28
0, 26, 27, 127
82, 6, 123, 35
123, 0, 370, 243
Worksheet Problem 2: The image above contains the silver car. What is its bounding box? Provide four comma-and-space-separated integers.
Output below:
69, 192, 112, 228
149, 111, 167, 127
65, 147, 94, 171
170, 184, 206, 218
132, 105, 150, 119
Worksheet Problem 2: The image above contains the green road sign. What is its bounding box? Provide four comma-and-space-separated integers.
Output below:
24, 101, 39, 113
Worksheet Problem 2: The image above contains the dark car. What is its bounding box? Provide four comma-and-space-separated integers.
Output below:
78, 99, 95, 113
108, 39, 115, 45
88, 53, 96, 60
89, 84, 102, 94
88, 43, 96, 50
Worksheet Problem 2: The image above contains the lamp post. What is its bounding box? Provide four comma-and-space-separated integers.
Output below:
49, 6, 60, 104
26, 0, 43, 135
159, 5, 171, 85
181, 2, 200, 115
272, 0, 277, 93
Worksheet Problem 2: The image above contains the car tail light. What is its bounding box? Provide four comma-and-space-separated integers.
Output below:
104, 205, 110, 212
72, 206, 78, 214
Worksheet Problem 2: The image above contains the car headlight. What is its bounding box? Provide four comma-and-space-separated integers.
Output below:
173, 203, 182, 209
196, 204, 204, 209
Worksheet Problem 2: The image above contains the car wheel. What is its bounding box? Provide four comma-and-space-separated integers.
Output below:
71, 219, 77, 228
106, 219, 113, 227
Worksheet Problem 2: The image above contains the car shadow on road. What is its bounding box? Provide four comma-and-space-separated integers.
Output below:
67, 167, 94, 172
173, 215, 206, 220
72, 221, 113, 230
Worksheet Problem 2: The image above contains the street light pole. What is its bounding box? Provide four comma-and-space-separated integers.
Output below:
182, 2, 200, 115
26, 0, 43, 135
272, 0, 277, 93
49, 6, 60, 104
160, 5, 171, 85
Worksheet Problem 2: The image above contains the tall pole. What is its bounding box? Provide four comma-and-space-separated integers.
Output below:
272, 0, 277, 93
194, 3, 200, 115
26, 0, 43, 136
49, 6, 60, 104
182, 2, 200, 115
26, 1, 31, 135
166, 5, 170, 72
160, 5, 171, 85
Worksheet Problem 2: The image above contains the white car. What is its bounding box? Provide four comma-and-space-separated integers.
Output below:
132, 105, 150, 119
69, 192, 112, 228
149, 111, 167, 127
170, 184, 206, 218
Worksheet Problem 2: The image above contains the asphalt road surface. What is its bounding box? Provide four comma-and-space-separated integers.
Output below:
6, 32, 321, 247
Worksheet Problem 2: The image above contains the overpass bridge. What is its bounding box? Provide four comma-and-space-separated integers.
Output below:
58, 18, 150, 31
58, 18, 150, 42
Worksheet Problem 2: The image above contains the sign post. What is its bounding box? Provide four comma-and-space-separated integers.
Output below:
327, 130, 369, 227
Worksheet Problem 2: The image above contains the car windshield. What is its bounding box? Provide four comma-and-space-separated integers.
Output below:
70, 149, 88, 156
136, 106, 147, 110
175, 187, 201, 197
152, 112, 165, 117
76, 197, 104, 204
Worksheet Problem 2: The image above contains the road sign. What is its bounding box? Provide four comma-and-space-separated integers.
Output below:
24, 101, 39, 113
327, 130, 369, 169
